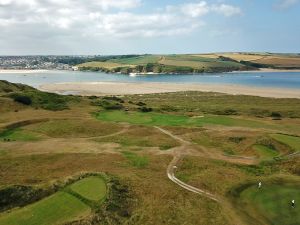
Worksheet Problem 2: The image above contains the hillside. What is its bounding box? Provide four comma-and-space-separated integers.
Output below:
76, 53, 300, 74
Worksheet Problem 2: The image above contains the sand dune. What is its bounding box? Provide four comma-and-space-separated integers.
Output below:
40, 82, 300, 99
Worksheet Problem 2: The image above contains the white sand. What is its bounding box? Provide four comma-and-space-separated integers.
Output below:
236, 68, 300, 73
39, 82, 300, 99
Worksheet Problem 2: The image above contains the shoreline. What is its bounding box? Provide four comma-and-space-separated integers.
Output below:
39, 82, 300, 99
1, 68, 300, 75
234, 68, 300, 73
0, 69, 49, 74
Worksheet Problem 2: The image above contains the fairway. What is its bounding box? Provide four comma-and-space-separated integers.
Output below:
0, 128, 41, 142
253, 145, 279, 160
95, 111, 265, 128
0, 192, 90, 225
70, 176, 107, 201
239, 183, 300, 225
270, 134, 300, 152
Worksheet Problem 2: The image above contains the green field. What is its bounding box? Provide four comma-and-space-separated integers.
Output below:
95, 111, 265, 128
0, 192, 90, 225
270, 134, 300, 152
159, 55, 244, 69
239, 183, 300, 225
77, 61, 131, 69
70, 176, 107, 201
110, 55, 161, 65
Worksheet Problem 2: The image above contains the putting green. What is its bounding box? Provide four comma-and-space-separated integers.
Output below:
239, 183, 300, 225
70, 176, 107, 201
0, 192, 90, 225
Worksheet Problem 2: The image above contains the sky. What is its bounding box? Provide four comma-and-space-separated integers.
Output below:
0, 0, 300, 55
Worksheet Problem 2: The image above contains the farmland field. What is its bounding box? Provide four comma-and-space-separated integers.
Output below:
76, 53, 300, 73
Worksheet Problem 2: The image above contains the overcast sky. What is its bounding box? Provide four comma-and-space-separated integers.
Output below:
0, 0, 300, 55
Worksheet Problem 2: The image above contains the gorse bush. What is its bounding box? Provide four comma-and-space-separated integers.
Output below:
9, 91, 74, 111
13, 95, 32, 105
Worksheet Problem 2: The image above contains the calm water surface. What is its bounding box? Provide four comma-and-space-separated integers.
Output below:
0, 70, 300, 89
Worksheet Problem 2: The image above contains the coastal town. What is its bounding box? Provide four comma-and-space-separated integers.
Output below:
0, 55, 87, 70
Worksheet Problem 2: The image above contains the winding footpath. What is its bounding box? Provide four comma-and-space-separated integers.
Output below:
154, 126, 219, 202
155, 126, 250, 225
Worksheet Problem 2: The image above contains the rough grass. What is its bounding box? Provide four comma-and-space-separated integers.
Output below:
239, 183, 300, 225
176, 157, 252, 195
26, 119, 122, 138
125, 91, 300, 119
0, 192, 90, 225
94, 126, 179, 150
122, 151, 149, 168
270, 134, 300, 152
70, 176, 107, 201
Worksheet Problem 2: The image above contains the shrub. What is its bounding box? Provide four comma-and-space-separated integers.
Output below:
136, 102, 146, 106
13, 95, 32, 105
138, 106, 152, 112
271, 112, 282, 119
103, 96, 124, 103
99, 100, 124, 110
229, 136, 246, 143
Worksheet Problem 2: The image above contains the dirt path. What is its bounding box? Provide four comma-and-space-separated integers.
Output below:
155, 126, 219, 202
154, 126, 249, 225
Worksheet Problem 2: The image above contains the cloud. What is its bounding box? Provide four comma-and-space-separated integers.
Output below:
0, 0, 242, 54
211, 4, 242, 17
274, 0, 299, 9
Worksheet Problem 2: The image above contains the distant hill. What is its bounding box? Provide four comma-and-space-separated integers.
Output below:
76, 53, 300, 74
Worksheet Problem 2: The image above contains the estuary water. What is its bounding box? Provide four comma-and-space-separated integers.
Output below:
0, 70, 300, 89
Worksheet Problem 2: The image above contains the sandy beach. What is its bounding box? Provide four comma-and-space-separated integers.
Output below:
233, 68, 300, 73
40, 82, 300, 99
0, 69, 49, 74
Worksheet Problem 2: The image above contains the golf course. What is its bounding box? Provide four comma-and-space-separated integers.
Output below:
0, 80, 299, 225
